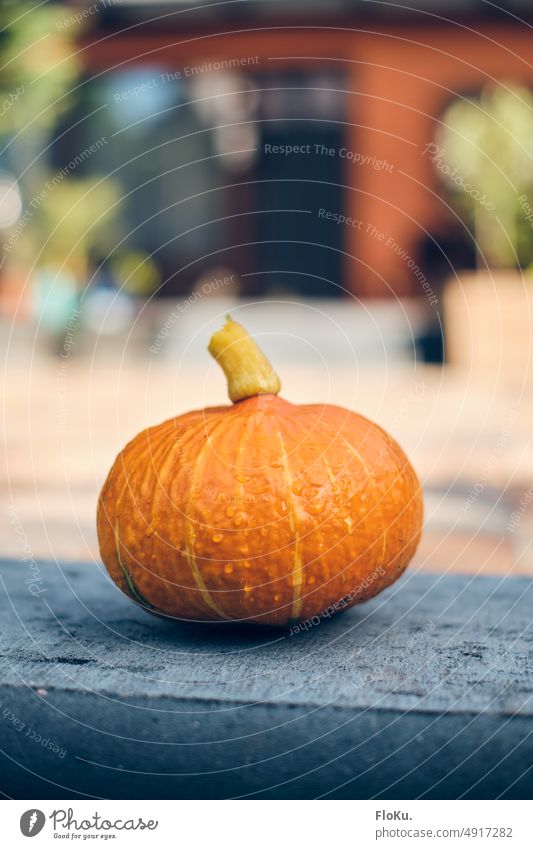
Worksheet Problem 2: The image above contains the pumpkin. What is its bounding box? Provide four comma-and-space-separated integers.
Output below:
97, 318, 423, 626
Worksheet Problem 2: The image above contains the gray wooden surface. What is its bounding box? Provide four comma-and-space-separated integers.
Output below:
0, 559, 532, 799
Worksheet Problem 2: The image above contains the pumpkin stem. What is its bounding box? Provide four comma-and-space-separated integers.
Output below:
208, 317, 281, 403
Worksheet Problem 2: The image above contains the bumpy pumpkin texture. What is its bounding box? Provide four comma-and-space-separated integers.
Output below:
97, 318, 423, 626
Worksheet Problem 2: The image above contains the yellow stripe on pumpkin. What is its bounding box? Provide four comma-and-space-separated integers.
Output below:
276, 428, 304, 621
183, 419, 229, 620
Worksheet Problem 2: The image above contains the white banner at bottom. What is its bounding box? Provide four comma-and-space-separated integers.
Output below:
1, 799, 531, 848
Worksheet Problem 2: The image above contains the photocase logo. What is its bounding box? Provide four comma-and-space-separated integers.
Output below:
20, 809, 46, 837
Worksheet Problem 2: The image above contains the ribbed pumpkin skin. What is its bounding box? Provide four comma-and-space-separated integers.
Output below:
97, 394, 423, 626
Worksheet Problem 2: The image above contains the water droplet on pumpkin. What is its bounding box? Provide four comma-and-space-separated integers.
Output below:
224, 563, 234, 574
239, 544, 249, 555
242, 560, 251, 569
344, 517, 353, 530
234, 513, 243, 527
145, 527, 153, 537
226, 506, 235, 517
212, 533, 223, 543
308, 575, 316, 585
308, 499, 325, 515
291, 480, 303, 496
274, 593, 282, 602
243, 585, 252, 593
281, 500, 288, 512
260, 527, 268, 536
236, 473, 248, 484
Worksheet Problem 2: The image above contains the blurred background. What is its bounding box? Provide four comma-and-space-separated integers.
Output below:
1, 0, 533, 576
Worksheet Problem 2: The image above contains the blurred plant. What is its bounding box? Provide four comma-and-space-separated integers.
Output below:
111, 250, 161, 297
32, 178, 121, 275
0, 1, 82, 196
0, 2, 121, 282
435, 83, 533, 269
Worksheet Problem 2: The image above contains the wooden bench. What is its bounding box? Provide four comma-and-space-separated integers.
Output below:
1, 558, 532, 799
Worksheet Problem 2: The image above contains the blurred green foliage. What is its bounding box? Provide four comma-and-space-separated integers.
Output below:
111, 251, 161, 296
437, 84, 533, 269
35, 178, 121, 272
0, 1, 81, 135
0, 1, 121, 275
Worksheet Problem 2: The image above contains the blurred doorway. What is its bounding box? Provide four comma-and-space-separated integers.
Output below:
50, 66, 348, 299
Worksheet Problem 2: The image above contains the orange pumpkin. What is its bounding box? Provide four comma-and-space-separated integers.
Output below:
97, 318, 423, 626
